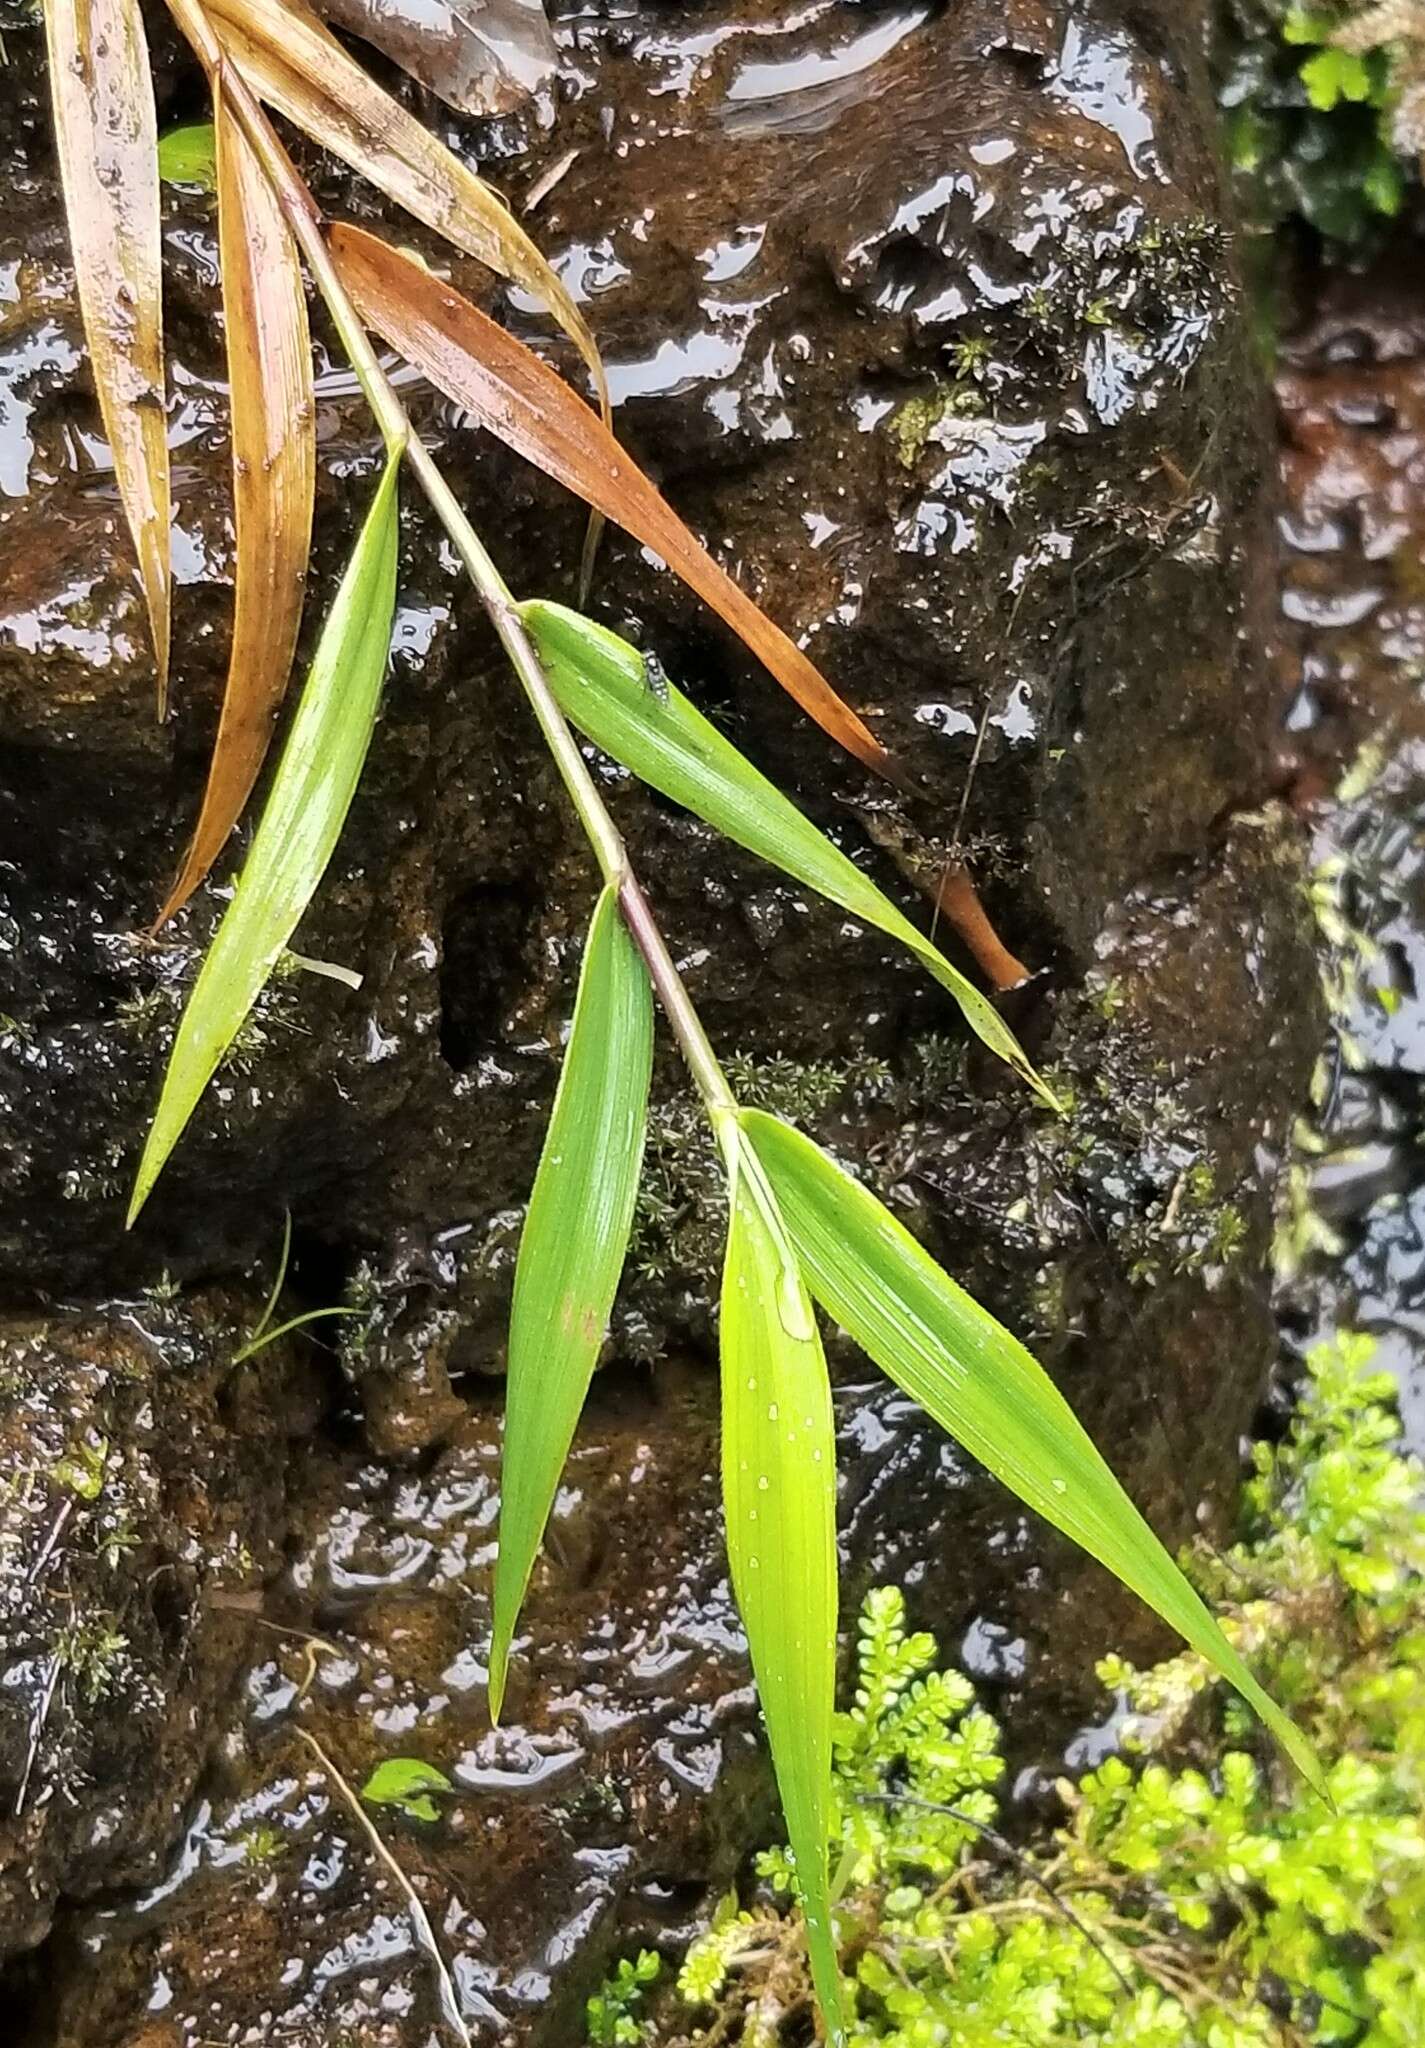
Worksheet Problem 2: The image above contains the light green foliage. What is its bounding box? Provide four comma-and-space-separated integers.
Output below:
1219, 0, 1406, 242
720, 1145, 844, 2043
489, 884, 652, 1720
360, 1756, 454, 1823
54, 1431, 108, 1501
742, 1110, 1318, 1790
520, 600, 1057, 1108
587, 1951, 662, 2046
55, 1616, 131, 1704
652, 1335, 1424, 2047
157, 120, 218, 191
129, 453, 400, 1221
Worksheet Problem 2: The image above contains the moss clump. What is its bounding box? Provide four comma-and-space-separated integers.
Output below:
887, 382, 989, 469
605, 1333, 1425, 2046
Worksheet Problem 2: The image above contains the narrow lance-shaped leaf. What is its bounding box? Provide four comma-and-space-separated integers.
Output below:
45, 0, 171, 711
720, 1140, 845, 2046
155, 79, 316, 926
489, 883, 653, 1720
330, 224, 893, 780
204, 0, 609, 426
521, 601, 1056, 1108
740, 1109, 1325, 1798
128, 453, 400, 1222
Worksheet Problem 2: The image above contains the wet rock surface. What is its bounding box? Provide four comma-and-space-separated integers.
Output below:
0, 0, 1324, 2039
1271, 255, 1425, 1451
0, 1293, 318, 1955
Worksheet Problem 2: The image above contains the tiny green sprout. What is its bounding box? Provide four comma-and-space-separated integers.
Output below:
237, 1823, 287, 1867
950, 335, 992, 381
586, 1949, 662, 2046
54, 1433, 108, 1501
1092, 976, 1126, 1021
360, 1756, 454, 1824
55, 1617, 129, 1703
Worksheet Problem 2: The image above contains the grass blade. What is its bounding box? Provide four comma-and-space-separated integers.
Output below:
522, 601, 1055, 1107
330, 225, 893, 780
128, 452, 400, 1222
489, 883, 653, 1719
205, 0, 609, 428
45, 0, 171, 711
741, 1108, 1325, 1799
155, 82, 315, 925
720, 1142, 844, 2045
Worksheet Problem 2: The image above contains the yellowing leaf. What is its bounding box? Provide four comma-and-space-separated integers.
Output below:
741, 1109, 1325, 1800
156, 82, 315, 925
45, 0, 171, 711
720, 1143, 845, 2046
520, 602, 1056, 1107
129, 453, 400, 1222
330, 224, 894, 780
205, 0, 609, 425
489, 884, 653, 1721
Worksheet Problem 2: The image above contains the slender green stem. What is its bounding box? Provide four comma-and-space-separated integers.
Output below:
209, 48, 738, 1126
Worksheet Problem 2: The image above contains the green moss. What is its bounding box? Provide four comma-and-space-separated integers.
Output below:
616, 1334, 1425, 2046
888, 381, 988, 469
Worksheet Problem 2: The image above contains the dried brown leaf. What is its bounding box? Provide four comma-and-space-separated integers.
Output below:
155, 78, 316, 925
205, 0, 608, 425
330, 224, 895, 780
45, 0, 171, 711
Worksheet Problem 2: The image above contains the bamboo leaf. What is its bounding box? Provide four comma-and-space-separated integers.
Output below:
158, 119, 218, 189
521, 601, 1056, 1108
740, 1108, 1325, 1799
128, 453, 400, 1223
204, 0, 609, 427
489, 883, 653, 1720
330, 224, 893, 780
45, 0, 171, 711
720, 1142, 845, 2046
155, 83, 316, 926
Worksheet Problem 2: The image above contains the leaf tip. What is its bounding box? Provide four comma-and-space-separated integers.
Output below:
486, 1639, 508, 1728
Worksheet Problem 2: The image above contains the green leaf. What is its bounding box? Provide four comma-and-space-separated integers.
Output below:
1282, 8, 1332, 44
720, 1138, 845, 2046
489, 883, 653, 1721
1364, 148, 1405, 217
740, 1109, 1325, 1800
157, 120, 218, 190
361, 1756, 454, 1822
1298, 47, 1371, 110
520, 600, 1057, 1112
128, 454, 401, 1222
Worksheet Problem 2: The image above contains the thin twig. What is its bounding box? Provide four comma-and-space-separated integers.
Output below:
857, 1791, 1135, 1995
293, 1725, 474, 2048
